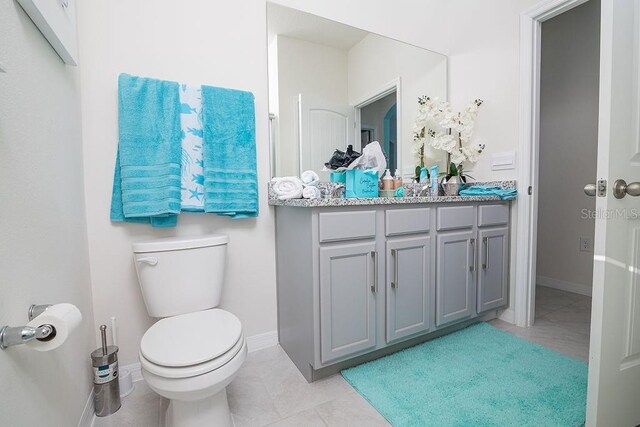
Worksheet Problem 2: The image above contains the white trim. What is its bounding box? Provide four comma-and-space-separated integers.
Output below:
77, 389, 94, 427
537, 275, 593, 297
352, 78, 401, 109
120, 362, 143, 383
353, 77, 402, 173
516, 0, 591, 328
498, 308, 516, 324
246, 330, 279, 353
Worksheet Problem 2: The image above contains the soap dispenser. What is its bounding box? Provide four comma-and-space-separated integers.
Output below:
382, 169, 394, 190
394, 169, 402, 189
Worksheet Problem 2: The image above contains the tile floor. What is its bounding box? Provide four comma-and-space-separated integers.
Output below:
490, 286, 592, 362
94, 286, 591, 426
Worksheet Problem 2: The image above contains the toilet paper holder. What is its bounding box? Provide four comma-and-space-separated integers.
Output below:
0, 304, 55, 349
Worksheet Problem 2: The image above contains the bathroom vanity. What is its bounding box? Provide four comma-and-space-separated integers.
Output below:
271, 186, 513, 382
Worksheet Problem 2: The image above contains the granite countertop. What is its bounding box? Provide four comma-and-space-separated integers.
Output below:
268, 180, 516, 208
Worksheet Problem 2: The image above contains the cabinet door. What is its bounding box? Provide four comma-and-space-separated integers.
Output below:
386, 236, 431, 343
477, 227, 509, 313
436, 230, 476, 326
319, 242, 377, 364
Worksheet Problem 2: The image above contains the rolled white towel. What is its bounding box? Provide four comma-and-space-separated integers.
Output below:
271, 177, 304, 200
302, 186, 321, 199
301, 170, 319, 187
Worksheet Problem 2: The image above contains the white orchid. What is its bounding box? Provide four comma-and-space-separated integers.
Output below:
450, 149, 467, 165
413, 97, 484, 176
431, 133, 457, 152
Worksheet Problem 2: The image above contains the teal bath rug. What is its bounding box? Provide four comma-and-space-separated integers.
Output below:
341, 323, 587, 427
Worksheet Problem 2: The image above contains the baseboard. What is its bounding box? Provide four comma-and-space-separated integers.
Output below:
498, 308, 515, 324
246, 330, 279, 353
537, 275, 592, 297
77, 388, 94, 427
121, 362, 143, 383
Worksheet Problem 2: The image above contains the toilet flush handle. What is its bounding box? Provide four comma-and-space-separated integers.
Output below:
137, 257, 158, 266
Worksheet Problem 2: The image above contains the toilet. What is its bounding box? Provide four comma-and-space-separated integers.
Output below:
132, 235, 246, 427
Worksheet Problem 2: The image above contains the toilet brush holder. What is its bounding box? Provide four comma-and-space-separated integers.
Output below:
92, 325, 121, 417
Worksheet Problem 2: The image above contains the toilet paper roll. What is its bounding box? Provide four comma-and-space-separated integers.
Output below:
25, 303, 82, 351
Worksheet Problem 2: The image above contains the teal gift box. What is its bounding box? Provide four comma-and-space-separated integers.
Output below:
345, 169, 379, 198
330, 171, 346, 183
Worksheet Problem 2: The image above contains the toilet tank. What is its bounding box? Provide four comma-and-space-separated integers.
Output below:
132, 235, 229, 318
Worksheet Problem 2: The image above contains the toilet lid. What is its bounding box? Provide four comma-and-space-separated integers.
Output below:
140, 309, 242, 367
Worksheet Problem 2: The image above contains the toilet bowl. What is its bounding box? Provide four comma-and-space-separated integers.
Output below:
132, 235, 244, 427
140, 309, 246, 426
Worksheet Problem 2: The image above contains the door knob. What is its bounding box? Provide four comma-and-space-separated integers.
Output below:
584, 183, 596, 197
613, 179, 640, 199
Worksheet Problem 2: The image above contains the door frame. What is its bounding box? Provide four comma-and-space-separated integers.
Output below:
515, 0, 591, 328
354, 77, 402, 172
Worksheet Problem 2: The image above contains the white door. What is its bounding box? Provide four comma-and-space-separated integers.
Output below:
298, 94, 355, 181
586, 0, 640, 424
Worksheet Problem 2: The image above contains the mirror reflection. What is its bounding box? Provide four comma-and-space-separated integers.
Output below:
267, 4, 448, 180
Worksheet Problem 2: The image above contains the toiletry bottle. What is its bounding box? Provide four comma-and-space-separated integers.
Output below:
382, 169, 394, 190
431, 165, 439, 192
394, 169, 402, 189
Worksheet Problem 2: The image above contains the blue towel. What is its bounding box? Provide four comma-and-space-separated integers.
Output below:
110, 74, 182, 227
201, 86, 258, 218
459, 185, 518, 200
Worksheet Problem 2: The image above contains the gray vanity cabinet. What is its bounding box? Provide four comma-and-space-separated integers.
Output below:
319, 242, 377, 364
436, 230, 476, 327
385, 236, 431, 343
477, 227, 509, 313
274, 200, 510, 382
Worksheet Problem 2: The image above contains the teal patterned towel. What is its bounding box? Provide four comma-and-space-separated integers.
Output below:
459, 185, 517, 200
179, 84, 206, 211
201, 86, 258, 219
110, 74, 182, 227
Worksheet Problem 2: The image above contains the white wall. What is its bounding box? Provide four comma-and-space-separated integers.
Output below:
536, 0, 600, 291
0, 2, 96, 425
77, 0, 277, 365
348, 33, 448, 177
275, 36, 349, 176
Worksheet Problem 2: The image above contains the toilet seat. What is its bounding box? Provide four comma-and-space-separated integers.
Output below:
140, 309, 243, 379
140, 332, 244, 379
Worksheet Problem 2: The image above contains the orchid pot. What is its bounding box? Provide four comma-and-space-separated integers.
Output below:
440, 162, 466, 196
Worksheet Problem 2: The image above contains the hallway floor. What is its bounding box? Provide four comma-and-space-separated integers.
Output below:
94, 286, 591, 427
490, 286, 592, 362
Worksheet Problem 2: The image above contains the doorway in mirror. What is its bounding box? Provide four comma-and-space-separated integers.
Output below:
359, 90, 397, 172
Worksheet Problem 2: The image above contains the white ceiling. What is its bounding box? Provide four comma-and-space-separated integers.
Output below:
267, 3, 368, 51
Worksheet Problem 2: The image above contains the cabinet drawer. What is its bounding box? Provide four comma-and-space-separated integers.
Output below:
319, 211, 376, 242
478, 204, 509, 227
385, 208, 430, 236
436, 206, 474, 231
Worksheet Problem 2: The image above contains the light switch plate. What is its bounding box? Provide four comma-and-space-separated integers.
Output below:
491, 151, 516, 171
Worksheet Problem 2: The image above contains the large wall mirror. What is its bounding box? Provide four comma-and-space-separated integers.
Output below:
267, 4, 448, 180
